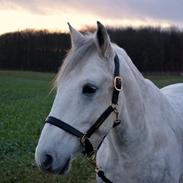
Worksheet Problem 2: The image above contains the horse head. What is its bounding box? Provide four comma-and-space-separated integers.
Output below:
35, 22, 122, 175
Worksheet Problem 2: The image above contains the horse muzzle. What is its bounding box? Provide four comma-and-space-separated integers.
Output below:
35, 147, 71, 175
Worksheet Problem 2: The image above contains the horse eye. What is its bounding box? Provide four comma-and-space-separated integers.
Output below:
82, 84, 97, 95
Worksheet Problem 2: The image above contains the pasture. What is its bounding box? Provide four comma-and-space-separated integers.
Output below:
0, 70, 183, 183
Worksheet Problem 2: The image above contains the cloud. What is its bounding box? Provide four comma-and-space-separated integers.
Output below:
0, 0, 46, 14
0, 0, 183, 27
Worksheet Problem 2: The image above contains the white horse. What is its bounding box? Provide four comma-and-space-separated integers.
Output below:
35, 22, 183, 183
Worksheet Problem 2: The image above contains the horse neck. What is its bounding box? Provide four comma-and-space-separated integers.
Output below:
108, 48, 166, 157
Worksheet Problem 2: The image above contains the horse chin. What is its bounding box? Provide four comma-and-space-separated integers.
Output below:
58, 157, 71, 175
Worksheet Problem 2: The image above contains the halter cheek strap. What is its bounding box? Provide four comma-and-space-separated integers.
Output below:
45, 54, 122, 183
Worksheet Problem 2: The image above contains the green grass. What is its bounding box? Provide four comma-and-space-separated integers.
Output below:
0, 70, 183, 183
145, 74, 183, 87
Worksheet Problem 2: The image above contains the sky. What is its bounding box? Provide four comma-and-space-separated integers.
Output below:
0, 0, 183, 35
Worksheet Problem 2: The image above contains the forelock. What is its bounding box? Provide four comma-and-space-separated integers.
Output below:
55, 33, 97, 86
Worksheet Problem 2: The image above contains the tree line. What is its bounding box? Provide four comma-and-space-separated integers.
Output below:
0, 27, 183, 72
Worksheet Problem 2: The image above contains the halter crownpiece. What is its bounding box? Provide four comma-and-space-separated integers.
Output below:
45, 54, 122, 183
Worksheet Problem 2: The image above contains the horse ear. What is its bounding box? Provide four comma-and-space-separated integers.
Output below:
68, 23, 85, 48
96, 21, 114, 58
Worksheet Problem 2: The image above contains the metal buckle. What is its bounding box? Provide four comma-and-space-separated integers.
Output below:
95, 167, 101, 173
113, 76, 122, 91
80, 134, 87, 144
87, 152, 96, 162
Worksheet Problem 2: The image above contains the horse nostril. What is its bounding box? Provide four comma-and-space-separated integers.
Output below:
42, 154, 53, 170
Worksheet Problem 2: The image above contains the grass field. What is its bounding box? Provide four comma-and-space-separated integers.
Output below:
0, 70, 183, 183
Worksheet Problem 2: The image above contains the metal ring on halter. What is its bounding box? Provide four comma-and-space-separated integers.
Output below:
80, 134, 87, 144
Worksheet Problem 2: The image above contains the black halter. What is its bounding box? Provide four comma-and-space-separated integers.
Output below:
45, 54, 122, 183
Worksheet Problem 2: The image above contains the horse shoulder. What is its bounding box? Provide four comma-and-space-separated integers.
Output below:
161, 83, 183, 118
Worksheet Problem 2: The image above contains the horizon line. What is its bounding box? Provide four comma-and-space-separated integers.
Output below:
1, 24, 183, 36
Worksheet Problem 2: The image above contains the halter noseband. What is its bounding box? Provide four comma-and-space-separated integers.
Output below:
45, 54, 122, 183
